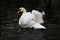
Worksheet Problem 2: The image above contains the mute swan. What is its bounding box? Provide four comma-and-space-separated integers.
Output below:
17, 7, 46, 29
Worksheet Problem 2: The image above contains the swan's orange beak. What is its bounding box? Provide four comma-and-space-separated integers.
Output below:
17, 11, 20, 14
17, 9, 20, 14
17, 9, 23, 14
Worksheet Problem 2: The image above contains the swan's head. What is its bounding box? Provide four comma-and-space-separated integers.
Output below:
17, 7, 26, 14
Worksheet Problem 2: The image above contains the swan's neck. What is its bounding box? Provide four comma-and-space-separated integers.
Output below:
22, 9, 26, 13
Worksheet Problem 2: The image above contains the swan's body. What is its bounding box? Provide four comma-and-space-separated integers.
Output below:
19, 12, 34, 25
17, 7, 46, 29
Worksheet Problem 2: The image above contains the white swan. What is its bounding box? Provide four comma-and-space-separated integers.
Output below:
17, 7, 46, 29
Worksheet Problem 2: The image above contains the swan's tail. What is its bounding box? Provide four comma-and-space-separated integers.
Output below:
42, 11, 45, 16
31, 23, 46, 29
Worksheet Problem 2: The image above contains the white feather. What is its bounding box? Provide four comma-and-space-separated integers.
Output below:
32, 10, 44, 23
42, 11, 45, 16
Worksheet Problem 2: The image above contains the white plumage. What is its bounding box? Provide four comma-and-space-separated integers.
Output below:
32, 10, 44, 24
17, 7, 46, 29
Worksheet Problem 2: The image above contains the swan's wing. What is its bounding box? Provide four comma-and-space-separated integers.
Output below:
32, 10, 44, 24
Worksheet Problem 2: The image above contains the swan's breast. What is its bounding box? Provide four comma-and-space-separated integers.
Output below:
19, 12, 33, 25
